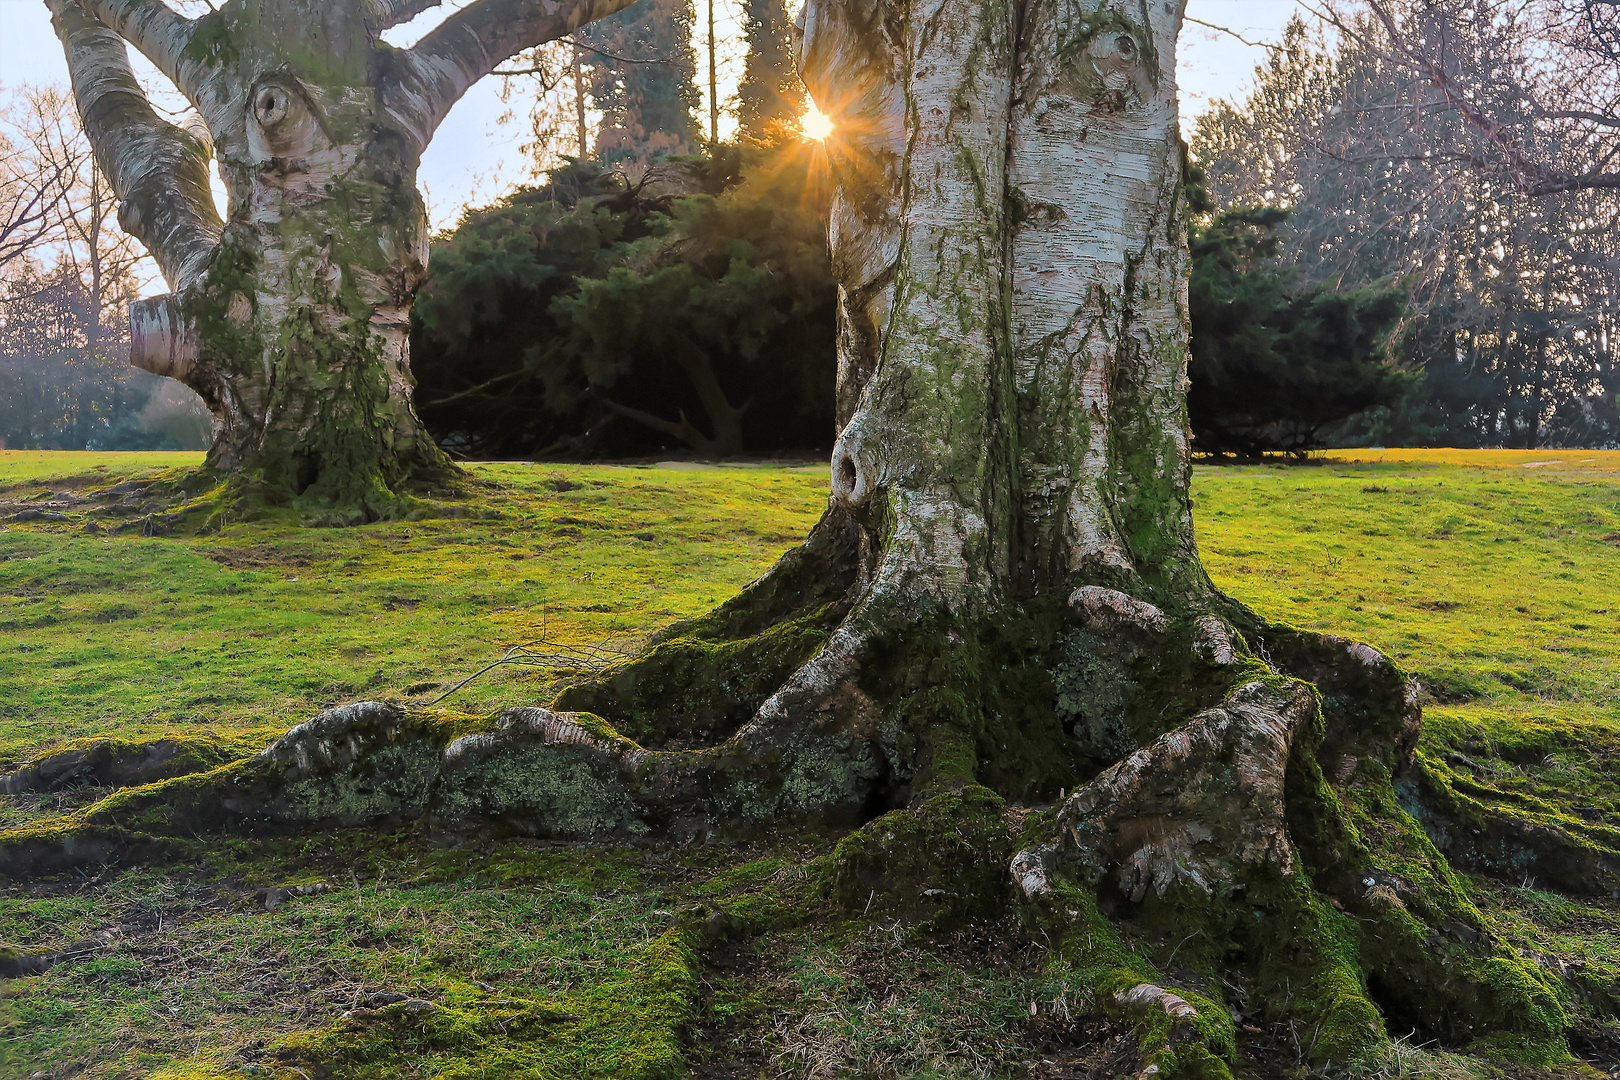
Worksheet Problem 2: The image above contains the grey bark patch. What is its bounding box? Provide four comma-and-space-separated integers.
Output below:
1068, 587, 1170, 634
431, 710, 650, 839
1014, 679, 1313, 900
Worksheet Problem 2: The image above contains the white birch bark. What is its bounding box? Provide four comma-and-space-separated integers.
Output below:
1009, 0, 1206, 596
804, 0, 1200, 613
803, 0, 1018, 620
45, 0, 641, 512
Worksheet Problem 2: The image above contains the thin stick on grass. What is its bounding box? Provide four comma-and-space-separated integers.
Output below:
426, 638, 628, 705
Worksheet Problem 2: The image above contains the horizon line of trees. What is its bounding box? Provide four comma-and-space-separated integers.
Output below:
8, 0, 1620, 458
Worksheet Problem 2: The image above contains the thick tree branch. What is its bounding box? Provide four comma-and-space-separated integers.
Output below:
381, 0, 644, 152
48, 0, 221, 291
72, 0, 216, 110
365, 0, 443, 30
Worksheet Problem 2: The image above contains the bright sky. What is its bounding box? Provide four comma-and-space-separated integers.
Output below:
0, 0, 1307, 274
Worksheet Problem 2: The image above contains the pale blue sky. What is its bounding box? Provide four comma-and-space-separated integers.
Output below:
1, 0, 1305, 236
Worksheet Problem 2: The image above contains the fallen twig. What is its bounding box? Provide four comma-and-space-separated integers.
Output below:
426, 638, 629, 705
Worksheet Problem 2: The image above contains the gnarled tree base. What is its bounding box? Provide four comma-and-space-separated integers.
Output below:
2, 514, 1612, 1075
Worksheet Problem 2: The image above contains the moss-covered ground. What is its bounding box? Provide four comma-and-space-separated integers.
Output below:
3, 448, 1620, 1078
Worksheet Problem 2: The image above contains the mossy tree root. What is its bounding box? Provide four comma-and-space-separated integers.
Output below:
1399, 749, 1620, 899
0, 545, 1597, 1072
0, 732, 264, 795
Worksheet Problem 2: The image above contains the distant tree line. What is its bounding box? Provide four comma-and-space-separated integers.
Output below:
1193, 6, 1620, 450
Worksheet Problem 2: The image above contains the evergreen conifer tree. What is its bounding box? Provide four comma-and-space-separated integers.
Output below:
737, 0, 803, 142
579, 0, 702, 169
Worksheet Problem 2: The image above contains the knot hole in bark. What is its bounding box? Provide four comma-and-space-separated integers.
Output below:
831, 449, 867, 507
254, 86, 290, 129
247, 78, 325, 162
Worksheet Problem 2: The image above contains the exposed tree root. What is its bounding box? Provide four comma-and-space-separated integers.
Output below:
0, 940, 99, 978
0, 732, 262, 795
1399, 749, 1620, 899
0, 541, 1605, 1073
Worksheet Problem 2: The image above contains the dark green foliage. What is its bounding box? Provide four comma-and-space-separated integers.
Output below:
1188, 207, 1410, 458
410, 167, 647, 458
412, 148, 835, 458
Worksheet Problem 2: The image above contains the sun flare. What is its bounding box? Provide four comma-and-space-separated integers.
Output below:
801, 105, 835, 141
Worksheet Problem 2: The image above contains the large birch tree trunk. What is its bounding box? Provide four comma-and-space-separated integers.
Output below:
14, 0, 1593, 1070
47, 0, 642, 519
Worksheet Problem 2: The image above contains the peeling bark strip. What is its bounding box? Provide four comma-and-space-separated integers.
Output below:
47, 0, 642, 516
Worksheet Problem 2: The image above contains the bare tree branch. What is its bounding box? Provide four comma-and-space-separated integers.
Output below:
1184, 16, 1283, 53
1534, 107, 1620, 128
381, 0, 645, 153
47, 0, 220, 290
1324, 0, 1620, 195
0, 147, 76, 270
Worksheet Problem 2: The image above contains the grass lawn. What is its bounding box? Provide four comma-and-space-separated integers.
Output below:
1, 447, 1618, 1078
0, 454, 829, 772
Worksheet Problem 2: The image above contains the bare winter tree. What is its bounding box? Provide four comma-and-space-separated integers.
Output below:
44, 0, 647, 520
0, 103, 80, 272
1328, 0, 1620, 196
1196, 11, 1620, 447
9, 87, 147, 349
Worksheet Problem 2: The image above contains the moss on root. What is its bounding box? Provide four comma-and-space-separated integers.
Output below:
827, 785, 1015, 926
550, 606, 841, 748
1400, 747, 1620, 900
145, 926, 700, 1079
0, 729, 269, 794
550, 507, 860, 747
1284, 702, 1573, 1065
845, 593, 1251, 808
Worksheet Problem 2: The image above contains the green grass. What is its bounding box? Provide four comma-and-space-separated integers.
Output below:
0, 455, 829, 767
3, 447, 1620, 1078
1195, 449, 1620, 735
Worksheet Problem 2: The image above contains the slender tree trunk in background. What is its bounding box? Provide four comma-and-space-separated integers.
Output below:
707, 0, 719, 148
46, 0, 642, 520
574, 43, 590, 158
84, 170, 103, 350
1529, 271, 1554, 449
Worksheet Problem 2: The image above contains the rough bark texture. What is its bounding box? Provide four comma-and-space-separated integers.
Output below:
15, 0, 1603, 1073
48, 0, 641, 518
